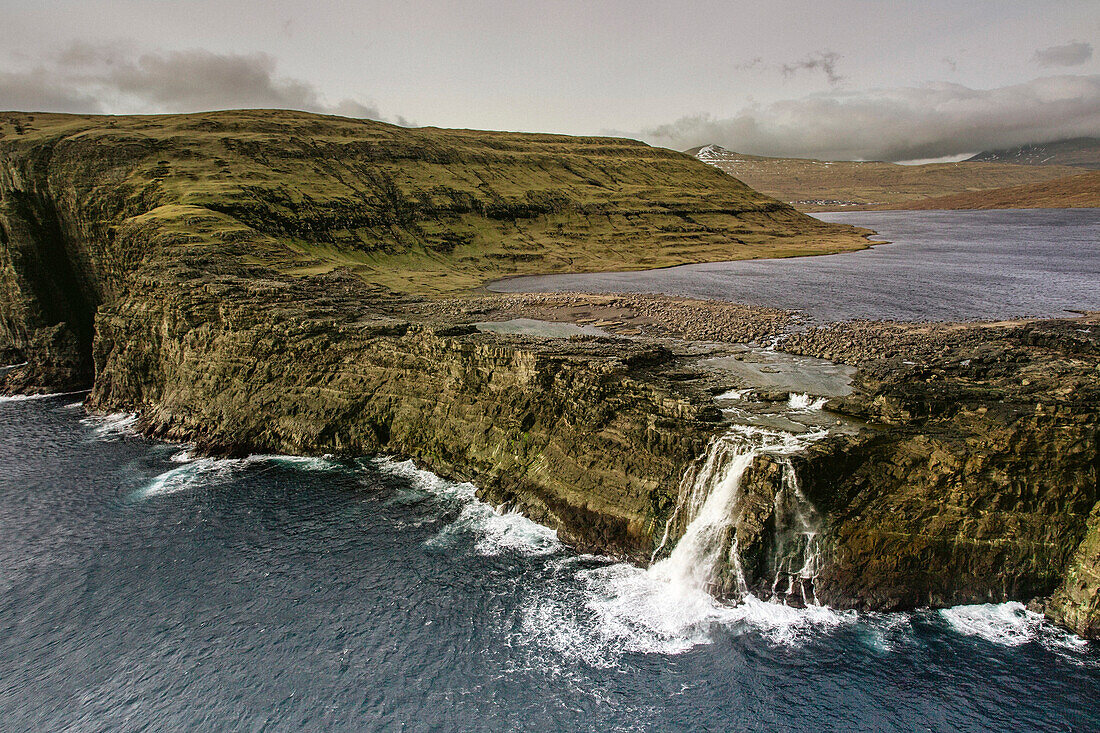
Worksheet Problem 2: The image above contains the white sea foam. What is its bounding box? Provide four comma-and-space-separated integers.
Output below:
0, 393, 53, 403
269, 455, 343, 471
372, 457, 562, 557
716, 388, 750, 400
373, 457, 477, 502
432, 501, 562, 557
939, 602, 1088, 652
170, 448, 196, 462
81, 412, 139, 439
940, 602, 1040, 645
523, 558, 857, 667
787, 392, 828, 411
0, 390, 85, 403
140, 452, 339, 498
142, 456, 253, 497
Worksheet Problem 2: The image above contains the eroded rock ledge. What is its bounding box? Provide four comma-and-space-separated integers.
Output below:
65, 254, 1100, 639
1, 110, 1096, 638
782, 317, 1100, 636
7, 239, 1100, 637
88, 254, 729, 560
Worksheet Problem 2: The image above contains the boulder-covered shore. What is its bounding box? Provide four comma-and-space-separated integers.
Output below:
1, 110, 1097, 638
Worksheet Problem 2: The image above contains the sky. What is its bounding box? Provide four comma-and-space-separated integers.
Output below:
1, 0, 1098, 161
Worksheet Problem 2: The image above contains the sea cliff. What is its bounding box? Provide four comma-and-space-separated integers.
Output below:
1, 110, 1096, 638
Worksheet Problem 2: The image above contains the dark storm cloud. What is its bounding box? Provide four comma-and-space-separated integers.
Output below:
0, 42, 395, 122
781, 51, 844, 86
734, 51, 844, 86
1032, 41, 1093, 68
641, 75, 1100, 161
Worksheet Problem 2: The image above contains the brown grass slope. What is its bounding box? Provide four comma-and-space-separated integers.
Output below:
886, 170, 1100, 210
967, 137, 1100, 170
688, 145, 1085, 212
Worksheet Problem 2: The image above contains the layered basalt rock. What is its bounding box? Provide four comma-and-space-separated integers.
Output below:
89, 250, 723, 559
0, 110, 1097, 638
779, 318, 1099, 632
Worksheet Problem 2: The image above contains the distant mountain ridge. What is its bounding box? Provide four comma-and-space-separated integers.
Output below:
685, 144, 1084, 211
966, 137, 1100, 170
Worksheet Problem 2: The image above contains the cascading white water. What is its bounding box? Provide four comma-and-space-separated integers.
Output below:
768, 459, 824, 606
787, 392, 828, 411
649, 424, 827, 604
650, 439, 757, 595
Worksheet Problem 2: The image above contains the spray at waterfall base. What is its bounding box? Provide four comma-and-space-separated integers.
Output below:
650, 423, 830, 608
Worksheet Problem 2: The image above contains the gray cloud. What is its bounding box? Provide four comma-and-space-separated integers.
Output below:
1033, 41, 1093, 68
639, 75, 1100, 161
781, 51, 844, 86
0, 68, 102, 113
0, 42, 401, 123
734, 51, 843, 86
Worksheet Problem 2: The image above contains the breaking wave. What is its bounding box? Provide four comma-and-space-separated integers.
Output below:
938, 602, 1090, 654
523, 558, 857, 667
81, 412, 139, 440
372, 457, 561, 557
0, 390, 86, 403
139, 452, 340, 498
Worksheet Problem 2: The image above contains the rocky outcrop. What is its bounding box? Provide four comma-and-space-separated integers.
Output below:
1048, 504, 1100, 638
88, 248, 723, 559
777, 318, 1099, 630
0, 110, 1097, 638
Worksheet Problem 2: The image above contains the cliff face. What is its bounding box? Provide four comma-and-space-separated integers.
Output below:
0, 110, 866, 390
778, 319, 1100, 632
88, 248, 721, 559
0, 115, 171, 389
1, 111, 1097, 637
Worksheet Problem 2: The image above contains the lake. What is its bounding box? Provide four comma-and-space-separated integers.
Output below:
489, 209, 1100, 322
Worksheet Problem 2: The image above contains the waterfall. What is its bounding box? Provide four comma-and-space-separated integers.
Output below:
650, 424, 826, 605
649, 437, 757, 596
787, 392, 828, 411
768, 459, 824, 607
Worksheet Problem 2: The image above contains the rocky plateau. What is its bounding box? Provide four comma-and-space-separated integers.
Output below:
1, 110, 1096, 639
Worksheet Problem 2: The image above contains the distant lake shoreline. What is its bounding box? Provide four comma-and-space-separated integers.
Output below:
489, 208, 1100, 323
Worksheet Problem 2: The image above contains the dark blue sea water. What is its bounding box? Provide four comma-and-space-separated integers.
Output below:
489, 209, 1100, 322
2, 395, 1098, 732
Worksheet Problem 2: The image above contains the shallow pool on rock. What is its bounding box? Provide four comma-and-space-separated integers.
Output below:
475, 317, 611, 338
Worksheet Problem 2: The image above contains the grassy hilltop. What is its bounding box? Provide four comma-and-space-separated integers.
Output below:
0, 110, 868, 295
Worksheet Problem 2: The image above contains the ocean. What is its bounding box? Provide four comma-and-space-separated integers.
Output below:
2, 394, 1096, 732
